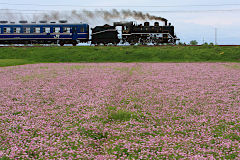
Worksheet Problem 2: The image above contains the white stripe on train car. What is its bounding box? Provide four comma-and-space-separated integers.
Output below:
0, 33, 88, 35
92, 29, 117, 35
0, 38, 73, 40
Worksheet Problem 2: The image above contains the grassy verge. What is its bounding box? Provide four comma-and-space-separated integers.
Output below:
0, 46, 239, 67
0, 59, 34, 67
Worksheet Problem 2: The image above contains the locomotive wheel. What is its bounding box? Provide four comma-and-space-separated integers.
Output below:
72, 40, 78, 46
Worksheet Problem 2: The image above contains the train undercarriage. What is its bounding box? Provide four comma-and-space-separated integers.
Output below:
0, 39, 89, 46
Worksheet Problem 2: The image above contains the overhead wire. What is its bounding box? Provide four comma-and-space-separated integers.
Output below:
1, 2, 240, 7
1, 2, 240, 14
0, 9, 240, 14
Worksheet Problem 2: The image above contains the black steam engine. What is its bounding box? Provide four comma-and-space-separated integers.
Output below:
91, 21, 179, 45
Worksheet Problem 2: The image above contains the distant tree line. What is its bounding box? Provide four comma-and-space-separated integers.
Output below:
178, 40, 214, 46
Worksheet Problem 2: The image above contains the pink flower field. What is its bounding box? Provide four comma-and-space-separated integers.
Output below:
0, 63, 239, 159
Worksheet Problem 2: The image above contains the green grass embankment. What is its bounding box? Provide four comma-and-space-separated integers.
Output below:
0, 46, 239, 67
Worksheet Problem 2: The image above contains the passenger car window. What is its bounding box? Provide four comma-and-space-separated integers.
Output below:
33, 27, 41, 33
43, 27, 50, 33
72, 27, 77, 33
80, 27, 84, 32
13, 28, 21, 33
53, 27, 60, 33
63, 27, 70, 33
23, 27, 31, 33
4, 27, 11, 33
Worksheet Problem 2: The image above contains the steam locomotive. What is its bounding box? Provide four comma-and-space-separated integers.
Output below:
0, 20, 179, 46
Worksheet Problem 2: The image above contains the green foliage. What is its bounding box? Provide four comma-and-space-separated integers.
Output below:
12, 111, 22, 115
9, 125, 22, 133
177, 42, 184, 45
0, 46, 239, 67
0, 59, 33, 67
212, 124, 228, 137
189, 40, 198, 45
0, 156, 11, 160
77, 127, 108, 140
224, 152, 238, 159
107, 145, 131, 158
108, 109, 133, 121
25, 150, 40, 159
225, 133, 240, 141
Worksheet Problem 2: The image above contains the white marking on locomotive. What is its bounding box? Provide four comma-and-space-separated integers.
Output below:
54, 35, 60, 39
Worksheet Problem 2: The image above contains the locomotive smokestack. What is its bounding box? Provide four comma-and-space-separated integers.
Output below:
144, 22, 150, 26
165, 20, 168, 26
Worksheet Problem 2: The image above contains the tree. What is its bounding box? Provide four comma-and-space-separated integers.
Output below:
189, 40, 198, 45
178, 42, 183, 45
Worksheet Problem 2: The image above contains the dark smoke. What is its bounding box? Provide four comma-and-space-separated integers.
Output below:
42, 11, 61, 21
0, 9, 168, 24
41, 9, 168, 23
96, 9, 167, 22
82, 10, 94, 19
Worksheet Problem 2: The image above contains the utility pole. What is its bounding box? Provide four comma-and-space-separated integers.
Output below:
215, 28, 217, 45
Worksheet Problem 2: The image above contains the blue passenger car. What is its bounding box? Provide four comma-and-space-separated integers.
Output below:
0, 21, 89, 46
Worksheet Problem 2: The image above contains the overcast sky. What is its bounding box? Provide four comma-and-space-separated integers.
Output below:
1, 0, 240, 44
